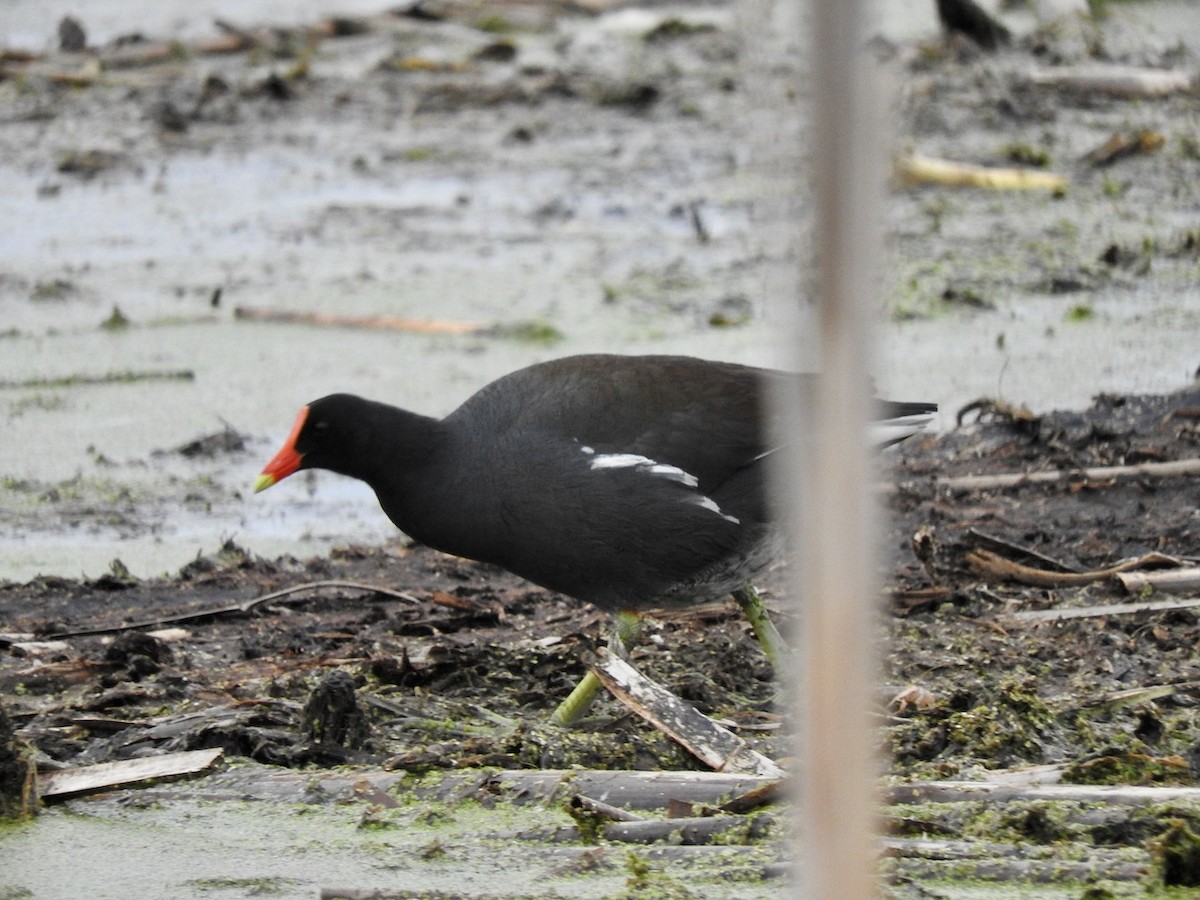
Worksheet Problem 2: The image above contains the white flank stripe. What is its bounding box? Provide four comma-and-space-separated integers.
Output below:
587, 451, 735, 523
588, 454, 690, 482
588, 452, 654, 470
647, 463, 698, 487
694, 495, 740, 524
590, 453, 698, 487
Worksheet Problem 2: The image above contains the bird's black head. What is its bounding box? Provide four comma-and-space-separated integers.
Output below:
255, 393, 376, 491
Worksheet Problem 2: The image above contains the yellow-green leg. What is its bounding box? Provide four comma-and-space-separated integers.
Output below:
549, 610, 643, 726
732, 584, 787, 671
550, 588, 786, 726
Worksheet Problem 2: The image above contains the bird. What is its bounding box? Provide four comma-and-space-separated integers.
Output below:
935, 0, 1011, 52
254, 354, 935, 724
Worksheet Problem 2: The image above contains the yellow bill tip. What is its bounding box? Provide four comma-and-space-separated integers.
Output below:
253, 473, 276, 494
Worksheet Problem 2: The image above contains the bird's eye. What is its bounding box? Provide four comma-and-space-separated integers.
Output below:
312, 420, 330, 434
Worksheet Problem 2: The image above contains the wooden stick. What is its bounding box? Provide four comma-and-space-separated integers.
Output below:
234, 305, 487, 335
887, 779, 1200, 805
1081, 129, 1166, 167
351, 777, 403, 809
1093, 684, 1179, 709
895, 154, 1067, 192
1026, 65, 1195, 99
569, 793, 644, 823
196, 33, 255, 54
882, 837, 1145, 882
926, 457, 1200, 494
592, 652, 784, 778
1118, 567, 1200, 595
197, 766, 779, 810
101, 42, 177, 70
720, 778, 789, 814
38, 748, 224, 799
603, 813, 774, 845
46, 67, 102, 87
966, 548, 1178, 588
1005, 594, 1200, 623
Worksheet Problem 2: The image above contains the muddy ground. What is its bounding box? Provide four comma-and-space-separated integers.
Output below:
9, 387, 1200, 897
5, 1, 1200, 897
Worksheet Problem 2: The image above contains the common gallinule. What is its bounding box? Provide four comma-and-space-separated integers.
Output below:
255, 354, 935, 724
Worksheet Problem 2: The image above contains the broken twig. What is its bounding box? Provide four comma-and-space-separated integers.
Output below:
1118, 567, 1200, 596
48, 580, 419, 639
234, 305, 486, 335
966, 548, 1178, 588
603, 813, 774, 845
569, 793, 644, 823
720, 778, 789, 814
1006, 595, 1200, 624
965, 528, 1080, 573
592, 651, 784, 778
931, 457, 1200, 493
201, 766, 777, 810
895, 155, 1066, 192
1091, 684, 1179, 710
1081, 130, 1165, 168
1026, 65, 1195, 99
888, 779, 1200, 806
